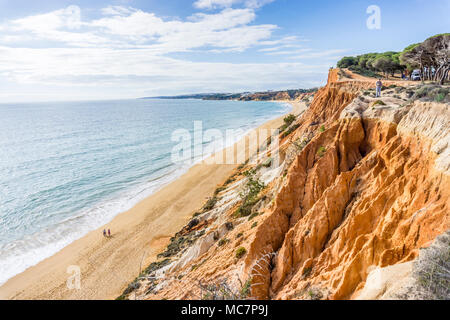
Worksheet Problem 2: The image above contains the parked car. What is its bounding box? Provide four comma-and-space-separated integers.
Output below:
411, 70, 421, 81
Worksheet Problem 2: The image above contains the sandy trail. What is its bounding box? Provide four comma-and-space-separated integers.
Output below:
339, 68, 418, 85
0, 101, 306, 300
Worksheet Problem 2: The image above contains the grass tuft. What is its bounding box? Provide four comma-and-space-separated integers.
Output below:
236, 247, 247, 259
317, 146, 326, 158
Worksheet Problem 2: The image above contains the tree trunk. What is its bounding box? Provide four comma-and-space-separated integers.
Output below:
419, 52, 424, 83
434, 64, 444, 82
440, 68, 449, 85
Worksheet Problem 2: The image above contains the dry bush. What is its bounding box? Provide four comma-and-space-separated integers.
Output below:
413, 231, 450, 300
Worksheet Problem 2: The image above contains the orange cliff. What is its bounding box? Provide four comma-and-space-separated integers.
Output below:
126, 69, 449, 300
246, 70, 449, 300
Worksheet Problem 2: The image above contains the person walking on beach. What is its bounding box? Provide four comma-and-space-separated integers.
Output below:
108, 229, 111, 237
103, 229, 107, 237
376, 78, 383, 97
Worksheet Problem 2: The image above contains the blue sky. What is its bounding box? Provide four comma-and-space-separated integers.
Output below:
0, 0, 448, 102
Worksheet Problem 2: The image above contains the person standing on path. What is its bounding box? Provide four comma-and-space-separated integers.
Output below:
376, 79, 383, 97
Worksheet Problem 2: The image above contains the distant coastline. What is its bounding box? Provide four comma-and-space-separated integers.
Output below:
140, 88, 317, 102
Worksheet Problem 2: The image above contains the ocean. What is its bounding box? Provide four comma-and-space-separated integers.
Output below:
0, 98, 290, 285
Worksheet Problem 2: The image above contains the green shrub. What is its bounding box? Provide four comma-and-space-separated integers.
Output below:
280, 114, 297, 133
199, 278, 253, 300
293, 138, 309, 151
337, 56, 358, 68
158, 235, 192, 258
251, 222, 258, 229
302, 266, 312, 279
240, 279, 252, 298
218, 238, 230, 247
120, 279, 141, 298
214, 187, 225, 195
203, 196, 218, 212
412, 85, 449, 102
236, 247, 247, 259
143, 258, 171, 275
283, 114, 296, 126
225, 177, 236, 185
372, 100, 386, 106
281, 123, 300, 138
435, 93, 445, 102
248, 212, 260, 220
317, 146, 326, 158
262, 158, 272, 168
243, 169, 256, 177
414, 86, 431, 99
307, 287, 323, 300
279, 123, 288, 132
319, 125, 325, 133
235, 198, 259, 217
235, 170, 265, 218
236, 232, 244, 239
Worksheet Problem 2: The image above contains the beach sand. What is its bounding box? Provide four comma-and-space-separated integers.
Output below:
0, 101, 306, 300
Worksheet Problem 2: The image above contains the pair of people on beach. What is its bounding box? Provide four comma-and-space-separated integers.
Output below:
376, 78, 383, 97
103, 229, 111, 238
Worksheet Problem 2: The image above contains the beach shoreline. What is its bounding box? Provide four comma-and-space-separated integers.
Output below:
0, 100, 306, 300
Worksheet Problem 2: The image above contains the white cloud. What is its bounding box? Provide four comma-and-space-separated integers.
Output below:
91, 8, 259, 40
101, 6, 134, 16
0, 45, 328, 101
288, 49, 349, 60
194, 0, 237, 9
12, 5, 82, 32
258, 35, 309, 51
5, 5, 115, 47
0, 4, 334, 102
0, 46, 324, 81
244, 0, 275, 9
264, 48, 313, 56
193, 0, 274, 10
2, 6, 276, 52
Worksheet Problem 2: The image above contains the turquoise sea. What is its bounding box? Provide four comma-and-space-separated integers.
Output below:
0, 98, 290, 285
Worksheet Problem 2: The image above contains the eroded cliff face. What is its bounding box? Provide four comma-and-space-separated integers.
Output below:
241, 74, 449, 300
269, 105, 448, 300
125, 70, 449, 300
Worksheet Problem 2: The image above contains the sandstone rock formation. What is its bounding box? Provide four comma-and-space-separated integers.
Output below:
123, 69, 449, 300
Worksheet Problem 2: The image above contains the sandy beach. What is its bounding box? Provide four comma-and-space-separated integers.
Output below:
0, 101, 305, 300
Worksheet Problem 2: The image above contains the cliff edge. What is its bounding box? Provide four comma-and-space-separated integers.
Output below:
121, 69, 449, 300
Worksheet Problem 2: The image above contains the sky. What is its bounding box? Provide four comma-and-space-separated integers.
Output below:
0, 0, 448, 102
